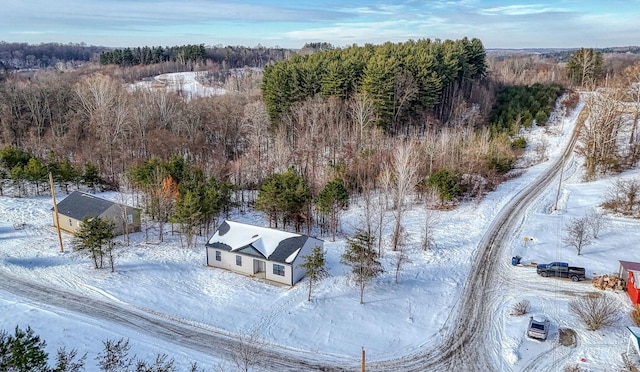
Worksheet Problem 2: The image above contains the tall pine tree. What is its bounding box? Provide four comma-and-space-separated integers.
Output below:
341, 229, 383, 304
299, 246, 330, 302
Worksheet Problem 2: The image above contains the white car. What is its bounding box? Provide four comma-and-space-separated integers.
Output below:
527, 316, 550, 341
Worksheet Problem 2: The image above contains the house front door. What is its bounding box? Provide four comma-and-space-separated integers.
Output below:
253, 259, 266, 274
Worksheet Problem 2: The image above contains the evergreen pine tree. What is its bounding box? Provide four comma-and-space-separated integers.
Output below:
72, 216, 116, 270
341, 229, 383, 304
316, 178, 349, 241
0, 326, 49, 372
298, 246, 330, 301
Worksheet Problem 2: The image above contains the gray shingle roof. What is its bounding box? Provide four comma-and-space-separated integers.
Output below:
55, 191, 116, 220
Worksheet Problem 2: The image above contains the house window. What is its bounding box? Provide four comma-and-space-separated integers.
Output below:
69, 219, 73, 226
236, 255, 242, 266
127, 213, 133, 224
215, 251, 221, 261
273, 264, 285, 276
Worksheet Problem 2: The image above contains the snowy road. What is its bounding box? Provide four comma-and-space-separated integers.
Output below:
0, 272, 346, 371
368, 104, 583, 371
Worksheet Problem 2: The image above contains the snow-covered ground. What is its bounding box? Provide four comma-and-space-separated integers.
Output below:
130, 71, 226, 98
2, 101, 640, 370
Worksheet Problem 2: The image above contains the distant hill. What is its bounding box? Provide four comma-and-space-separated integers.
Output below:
488, 46, 640, 61
0, 41, 295, 71
0, 42, 109, 70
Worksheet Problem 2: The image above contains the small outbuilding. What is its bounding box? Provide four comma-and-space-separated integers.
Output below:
205, 220, 324, 286
619, 260, 640, 305
53, 191, 141, 235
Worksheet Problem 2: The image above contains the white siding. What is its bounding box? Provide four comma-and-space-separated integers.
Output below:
206, 236, 324, 286
265, 262, 292, 285
206, 248, 254, 275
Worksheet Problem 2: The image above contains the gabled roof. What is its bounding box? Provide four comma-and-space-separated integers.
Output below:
620, 260, 640, 272
55, 191, 118, 221
206, 220, 315, 264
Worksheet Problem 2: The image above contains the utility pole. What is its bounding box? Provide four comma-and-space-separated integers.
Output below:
553, 152, 567, 212
49, 172, 64, 253
361, 347, 365, 372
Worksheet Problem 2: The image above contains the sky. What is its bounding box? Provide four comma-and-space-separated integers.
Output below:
1, 79, 640, 370
1, 0, 639, 49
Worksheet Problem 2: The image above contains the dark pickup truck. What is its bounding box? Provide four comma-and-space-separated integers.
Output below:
536, 262, 586, 282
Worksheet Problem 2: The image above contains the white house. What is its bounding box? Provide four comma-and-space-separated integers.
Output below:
205, 220, 323, 286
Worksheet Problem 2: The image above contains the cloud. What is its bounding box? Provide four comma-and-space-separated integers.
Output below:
1, 0, 639, 49
479, 4, 568, 16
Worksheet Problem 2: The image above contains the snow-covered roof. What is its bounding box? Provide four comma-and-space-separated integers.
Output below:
206, 220, 313, 264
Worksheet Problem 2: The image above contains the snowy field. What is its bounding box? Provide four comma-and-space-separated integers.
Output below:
2, 101, 640, 370
130, 71, 226, 98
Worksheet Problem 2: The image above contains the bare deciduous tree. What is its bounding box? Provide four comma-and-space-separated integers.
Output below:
621, 62, 640, 164
392, 71, 419, 131
73, 73, 129, 183
389, 141, 420, 251
562, 216, 592, 255
230, 329, 266, 372
569, 293, 621, 331
349, 91, 376, 149
421, 207, 440, 251
576, 91, 626, 180
604, 178, 640, 215
585, 209, 608, 238
394, 248, 411, 284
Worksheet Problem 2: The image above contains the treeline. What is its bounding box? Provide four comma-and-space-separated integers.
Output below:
262, 37, 487, 132
0, 42, 292, 72
489, 83, 564, 133
0, 146, 107, 197
99, 44, 292, 69
0, 42, 108, 70
541, 46, 640, 62
99, 44, 207, 66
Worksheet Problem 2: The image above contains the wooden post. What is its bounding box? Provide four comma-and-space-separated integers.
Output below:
361, 347, 365, 372
49, 172, 64, 253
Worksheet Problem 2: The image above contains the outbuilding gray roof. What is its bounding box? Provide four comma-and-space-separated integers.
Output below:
55, 191, 117, 220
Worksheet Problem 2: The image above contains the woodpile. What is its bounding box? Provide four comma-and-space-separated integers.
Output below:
592, 274, 626, 291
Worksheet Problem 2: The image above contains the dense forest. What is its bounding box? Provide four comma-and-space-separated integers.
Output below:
1, 38, 639, 239
98, 44, 292, 70
262, 37, 487, 131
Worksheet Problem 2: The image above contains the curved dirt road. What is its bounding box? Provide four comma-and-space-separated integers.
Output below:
369, 110, 582, 371
0, 111, 582, 371
0, 274, 347, 371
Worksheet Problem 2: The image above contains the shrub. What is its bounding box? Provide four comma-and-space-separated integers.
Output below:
562, 365, 580, 372
427, 169, 464, 203
510, 300, 530, 316
631, 305, 640, 326
487, 155, 514, 174
569, 293, 621, 331
511, 137, 527, 149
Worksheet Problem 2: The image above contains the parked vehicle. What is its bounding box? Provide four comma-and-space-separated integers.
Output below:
536, 262, 586, 282
527, 315, 550, 340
